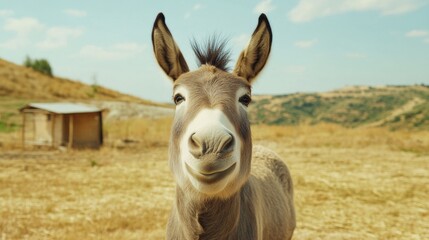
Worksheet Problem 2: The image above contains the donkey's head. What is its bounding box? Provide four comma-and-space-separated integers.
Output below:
152, 13, 272, 199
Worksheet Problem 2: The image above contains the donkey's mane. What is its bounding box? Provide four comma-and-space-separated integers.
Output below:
191, 36, 232, 72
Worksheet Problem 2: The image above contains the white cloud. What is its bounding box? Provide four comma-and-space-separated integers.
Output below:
0, 17, 45, 49
193, 3, 203, 11
405, 29, 429, 44
1, 17, 83, 50
0, 9, 14, 18
37, 27, 83, 49
406, 29, 428, 37
346, 52, 367, 59
79, 43, 146, 60
185, 3, 204, 19
3, 17, 45, 35
64, 9, 87, 17
0, 37, 26, 49
232, 34, 250, 49
289, 0, 423, 23
254, 0, 276, 14
294, 39, 318, 48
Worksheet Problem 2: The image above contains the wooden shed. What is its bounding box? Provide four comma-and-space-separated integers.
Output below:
20, 103, 103, 149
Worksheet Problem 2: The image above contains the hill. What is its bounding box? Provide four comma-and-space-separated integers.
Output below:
0, 58, 173, 133
1, 57, 428, 131
249, 85, 429, 130
0, 58, 153, 103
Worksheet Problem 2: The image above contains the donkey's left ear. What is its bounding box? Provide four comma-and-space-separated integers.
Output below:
233, 14, 272, 83
152, 13, 189, 81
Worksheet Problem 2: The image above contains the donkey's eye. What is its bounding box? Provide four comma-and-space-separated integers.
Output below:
239, 94, 252, 107
173, 94, 185, 105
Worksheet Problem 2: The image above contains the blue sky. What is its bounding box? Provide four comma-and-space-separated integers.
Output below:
0, 0, 428, 103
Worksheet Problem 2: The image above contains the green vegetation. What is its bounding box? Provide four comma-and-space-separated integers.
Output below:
87, 84, 100, 98
23, 56, 53, 77
249, 85, 429, 131
0, 112, 19, 133
0, 121, 18, 133
0, 99, 28, 132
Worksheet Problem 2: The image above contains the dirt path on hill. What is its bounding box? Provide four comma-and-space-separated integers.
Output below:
363, 97, 424, 128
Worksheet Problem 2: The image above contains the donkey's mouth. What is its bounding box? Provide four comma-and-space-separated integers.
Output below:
186, 163, 236, 184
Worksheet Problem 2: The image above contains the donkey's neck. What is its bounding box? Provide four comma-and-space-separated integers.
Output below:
172, 183, 257, 240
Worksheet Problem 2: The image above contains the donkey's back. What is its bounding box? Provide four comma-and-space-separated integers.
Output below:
249, 146, 296, 240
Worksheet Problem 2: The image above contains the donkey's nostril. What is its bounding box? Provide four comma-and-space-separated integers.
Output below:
189, 133, 200, 147
189, 133, 204, 158
218, 133, 234, 155
188, 131, 234, 159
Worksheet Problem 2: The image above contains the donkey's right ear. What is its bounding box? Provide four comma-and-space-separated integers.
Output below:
152, 13, 189, 81
233, 14, 272, 83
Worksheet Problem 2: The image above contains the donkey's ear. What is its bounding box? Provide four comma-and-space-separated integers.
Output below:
152, 13, 189, 81
233, 14, 272, 83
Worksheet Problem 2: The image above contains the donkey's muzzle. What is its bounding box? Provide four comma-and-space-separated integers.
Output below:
188, 129, 234, 159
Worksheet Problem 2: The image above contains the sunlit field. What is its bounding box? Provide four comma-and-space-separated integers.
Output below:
1, 121, 428, 239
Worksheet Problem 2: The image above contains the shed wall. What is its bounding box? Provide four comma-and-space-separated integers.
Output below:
72, 112, 101, 148
34, 112, 51, 145
53, 114, 63, 146
22, 108, 103, 149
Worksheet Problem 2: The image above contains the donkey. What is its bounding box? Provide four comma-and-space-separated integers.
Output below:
151, 12, 295, 240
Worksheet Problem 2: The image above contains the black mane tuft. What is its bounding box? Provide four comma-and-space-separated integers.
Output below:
191, 36, 232, 71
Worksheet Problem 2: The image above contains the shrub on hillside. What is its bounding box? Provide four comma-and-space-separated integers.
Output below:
23, 56, 53, 77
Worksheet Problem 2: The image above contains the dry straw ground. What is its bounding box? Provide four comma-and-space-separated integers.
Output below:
1, 120, 428, 240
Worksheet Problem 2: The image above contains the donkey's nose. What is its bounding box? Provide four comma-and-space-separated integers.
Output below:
188, 130, 234, 159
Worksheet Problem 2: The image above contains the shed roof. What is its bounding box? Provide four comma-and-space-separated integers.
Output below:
21, 103, 102, 114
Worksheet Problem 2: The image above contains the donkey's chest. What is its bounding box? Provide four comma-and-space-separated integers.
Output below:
197, 209, 258, 240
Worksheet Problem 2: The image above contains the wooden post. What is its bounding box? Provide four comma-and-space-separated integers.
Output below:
22, 112, 26, 149
99, 112, 103, 146
33, 113, 36, 145
51, 113, 55, 148
68, 115, 74, 149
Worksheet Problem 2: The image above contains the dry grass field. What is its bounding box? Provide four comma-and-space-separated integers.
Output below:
1, 121, 428, 240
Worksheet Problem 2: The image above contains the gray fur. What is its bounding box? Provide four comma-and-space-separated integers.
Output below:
151, 12, 295, 240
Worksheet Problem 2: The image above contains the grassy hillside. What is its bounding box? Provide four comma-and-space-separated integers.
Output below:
249, 85, 429, 130
0, 58, 150, 102
1, 57, 428, 132
0, 58, 171, 133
